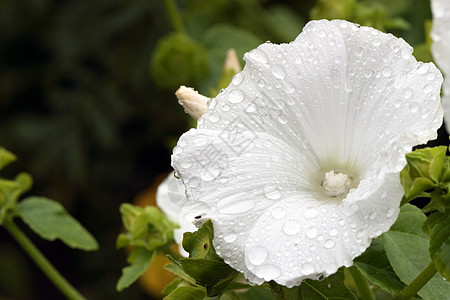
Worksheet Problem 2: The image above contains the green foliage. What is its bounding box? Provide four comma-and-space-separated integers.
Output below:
400, 146, 449, 208
423, 212, 450, 280
117, 203, 177, 251
354, 238, 405, 295
182, 219, 220, 259
151, 32, 210, 89
116, 248, 156, 291
281, 269, 357, 300
310, 0, 409, 31
382, 204, 450, 300
16, 197, 98, 251
116, 203, 178, 291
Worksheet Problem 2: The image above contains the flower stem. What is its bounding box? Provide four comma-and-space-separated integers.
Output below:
348, 267, 375, 300
393, 262, 437, 300
163, 0, 185, 32
3, 218, 86, 300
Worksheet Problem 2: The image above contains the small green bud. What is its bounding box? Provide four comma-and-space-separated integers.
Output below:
150, 33, 210, 89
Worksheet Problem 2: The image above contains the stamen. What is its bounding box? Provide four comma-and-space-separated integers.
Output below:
322, 171, 352, 197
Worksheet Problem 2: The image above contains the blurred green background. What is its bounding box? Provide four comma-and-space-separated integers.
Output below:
0, 0, 444, 299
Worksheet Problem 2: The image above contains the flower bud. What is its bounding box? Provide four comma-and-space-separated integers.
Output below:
175, 86, 209, 120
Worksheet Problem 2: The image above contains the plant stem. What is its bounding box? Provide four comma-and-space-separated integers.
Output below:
3, 218, 86, 300
393, 262, 437, 300
163, 0, 185, 32
348, 267, 375, 300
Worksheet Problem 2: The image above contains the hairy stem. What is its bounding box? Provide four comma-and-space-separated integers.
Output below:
3, 218, 86, 300
393, 262, 437, 300
348, 267, 375, 300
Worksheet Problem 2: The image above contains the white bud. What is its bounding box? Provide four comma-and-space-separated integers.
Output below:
175, 86, 209, 120
224, 48, 241, 73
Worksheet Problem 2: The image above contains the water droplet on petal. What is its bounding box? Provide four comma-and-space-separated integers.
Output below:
248, 246, 268, 265
271, 65, 286, 79
283, 219, 301, 235
248, 49, 268, 64
224, 233, 237, 243
209, 113, 220, 122
402, 87, 413, 99
372, 38, 381, 46
254, 264, 281, 281
382, 66, 392, 77
306, 227, 318, 238
386, 208, 395, 217
423, 84, 433, 94
228, 90, 245, 103
271, 207, 286, 220
329, 228, 338, 236
324, 239, 335, 249
417, 64, 429, 74
401, 47, 412, 59
300, 263, 315, 275
264, 185, 282, 200
231, 73, 243, 85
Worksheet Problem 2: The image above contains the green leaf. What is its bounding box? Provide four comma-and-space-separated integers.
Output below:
116, 248, 155, 291
182, 219, 220, 260
382, 204, 450, 299
162, 277, 183, 295
0, 148, 16, 171
263, 5, 304, 42
239, 287, 275, 300
117, 203, 176, 251
15, 197, 98, 251
219, 291, 241, 300
354, 238, 405, 294
164, 286, 206, 300
164, 262, 196, 284
298, 269, 357, 300
179, 258, 238, 287
0, 172, 32, 224
423, 212, 450, 280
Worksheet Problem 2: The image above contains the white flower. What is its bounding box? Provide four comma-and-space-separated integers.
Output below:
431, 0, 450, 132
171, 19, 443, 287
156, 172, 197, 257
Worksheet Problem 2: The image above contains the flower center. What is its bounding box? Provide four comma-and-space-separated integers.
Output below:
322, 170, 353, 197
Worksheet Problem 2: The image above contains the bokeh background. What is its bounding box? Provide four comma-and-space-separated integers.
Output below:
0, 0, 447, 299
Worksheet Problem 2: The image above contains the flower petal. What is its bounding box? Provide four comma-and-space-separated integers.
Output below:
431, 0, 450, 131
156, 173, 197, 257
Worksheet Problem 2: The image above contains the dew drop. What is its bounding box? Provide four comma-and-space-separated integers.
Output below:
283, 219, 301, 235
228, 89, 245, 103
248, 246, 268, 265
372, 38, 381, 46
423, 84, 433, 94
231, 73, 243, 85
278, 115, 288, 125
224, 233, 237, 243
300, 263, 315, 275
329, 228, 338, 236
324, 239, 335, 249
409, 102, 419, 113
245, 102, 257, 113
402, 87, 413, 99
209, 113, 220, 123
417, 64, 429, 74
248, 49, 268, 64
382, 66, 392, 77
306, 227, 318, 239
264, 185, 282, 200
386, 208, 395, 217
271, 207, 286, 220
254, 264, 281, 280
369, 212, 376, 220
355, 47, 363, 56
271, 65, 286, 79
401, 47, 412, 59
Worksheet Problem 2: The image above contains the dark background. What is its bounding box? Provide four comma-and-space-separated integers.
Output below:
0, 0, 445, 299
